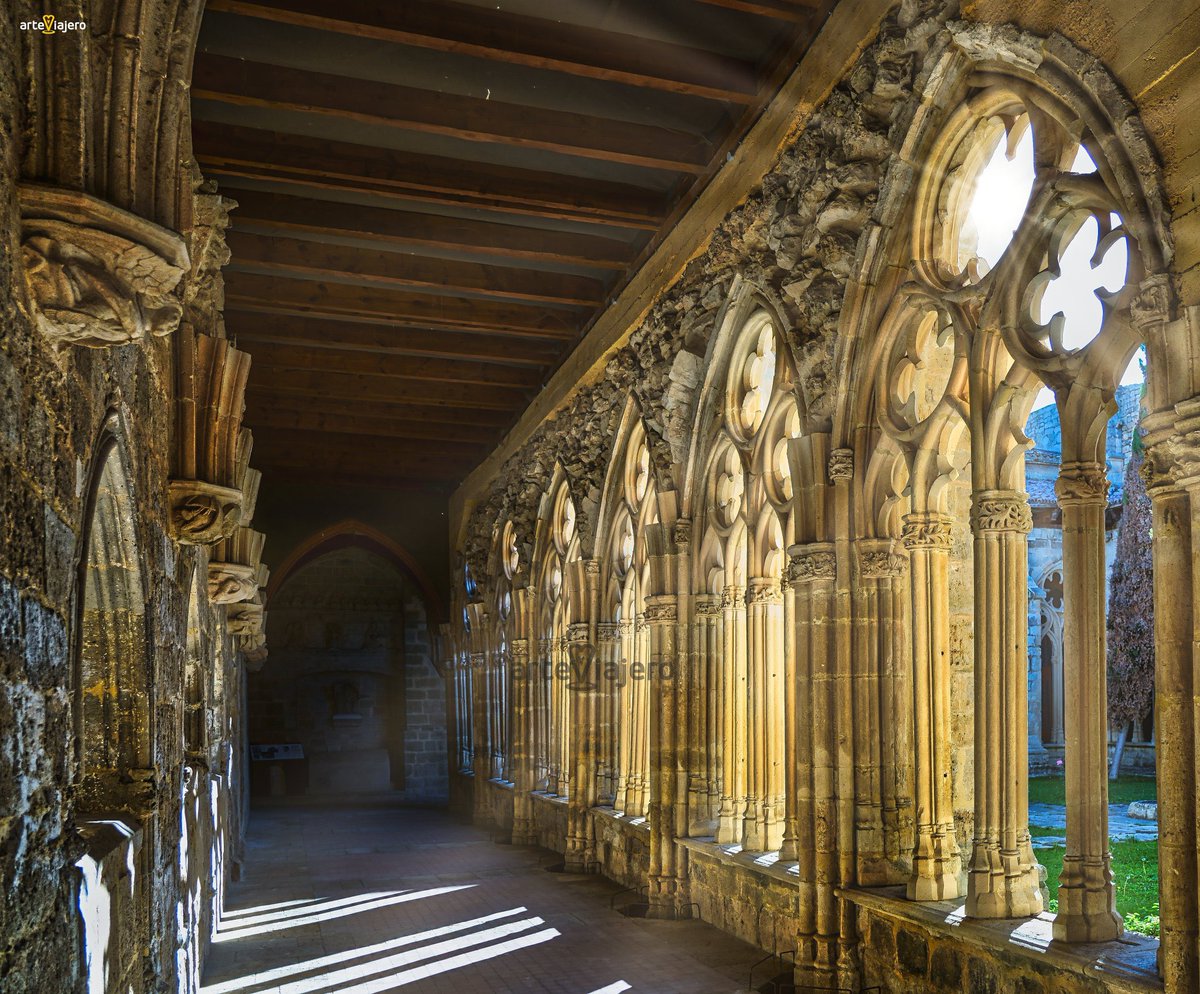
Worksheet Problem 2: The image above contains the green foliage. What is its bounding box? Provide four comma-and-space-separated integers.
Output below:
1028, 774, 1155, 807
1038, 840, 1160, 937
1107, 440, 1155, 738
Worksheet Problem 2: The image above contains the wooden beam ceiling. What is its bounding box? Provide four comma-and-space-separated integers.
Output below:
192, 0, 836, 490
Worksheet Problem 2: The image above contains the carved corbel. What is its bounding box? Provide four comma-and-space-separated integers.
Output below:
171, 333, 253, 545
18, 183, 189, 347
208, 527, 266, 605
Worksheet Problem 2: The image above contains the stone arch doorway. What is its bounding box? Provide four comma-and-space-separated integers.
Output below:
251, 530, 447, 802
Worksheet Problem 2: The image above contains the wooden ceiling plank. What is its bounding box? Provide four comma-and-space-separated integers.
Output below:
252, 426, 483, 454
692, 0, 821, 21
246, 343, 544, 388
225, 231, 608, 307
243, 407, 498, 443
249, 368, 530, 408
228, 190, 633, 270
204, 0, 760, 103
227, 313, 560, 366
245, 393, 514, 427
224, 274, 581, 337
193, 54, 712, 174
192, 122, 666, 228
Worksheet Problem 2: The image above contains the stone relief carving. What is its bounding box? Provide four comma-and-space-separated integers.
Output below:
169, 480, 243, 546
970, 492, 1033, 534
900, 513, 954, 550
207, 562, 258, 605
19, 184, 189, 348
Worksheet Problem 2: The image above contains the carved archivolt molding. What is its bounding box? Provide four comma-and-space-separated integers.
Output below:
1054, 462, 1109, 507
970, 491, 1033, 535
18, 184, 190, 348
900, 512, 954, 550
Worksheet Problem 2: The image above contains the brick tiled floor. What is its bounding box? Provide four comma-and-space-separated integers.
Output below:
200, 803, 767, 994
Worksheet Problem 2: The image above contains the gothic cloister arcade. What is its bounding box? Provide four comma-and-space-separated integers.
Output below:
3, 2, 1200, 993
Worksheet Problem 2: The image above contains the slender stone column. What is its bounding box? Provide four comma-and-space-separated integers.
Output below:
510, 636, 536, 844
1053, 462, 1122, 942
744, 577, 783, 850
1026, 586, 1050, 770
967, 490, 1042, 918
901, 511, 962, 901
565, 615, 595, 871
855, 539, 911, 883
689, 595, 722, 836
646, 592, 681, 917
716, 583, 747, 844
595, 621, 621, 808
613, 619, 633, 813
787, 543, 837, 981
779, 571, 799, 862
1145, 414, 1198, 988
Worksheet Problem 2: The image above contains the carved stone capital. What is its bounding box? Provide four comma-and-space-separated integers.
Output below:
595, 622, 621, 643
787, 543, 837, 582
643, 596, 677, 624
694, 593, 723, 618
857, 539, 908, 578
583, 559, 601, 577
567, 622, 591, 644
970, 490, 1032, 534
673, 518, 693, 549
1130, 273, 1173, 332
747, 577, 782, 604
828, 448, 854, 482
1054, 462, 1109, 507
169, 480, 243, 546
19, 184, 189, 347
721, 584, 745, 609
207, 562, 258, 605
510, 638, 530, 660
900, 512, 953, 550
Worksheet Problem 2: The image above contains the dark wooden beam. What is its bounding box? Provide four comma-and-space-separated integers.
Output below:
194, 123, 667, 229
251, 439, 484, 477
693, 0, 820, 20
254, 462, 465, 491
245, 343, 544, 388
227, 312, 562, 367
245, 393, 515, 428
224, 274, 581, 337
252, 426, 483, 455
243, 406, 501, 443
204, 0, 760, 103
228, 190, 633, 271
225, 231, 608, 307
248, 368, 530, 408
193, 55, 712, 174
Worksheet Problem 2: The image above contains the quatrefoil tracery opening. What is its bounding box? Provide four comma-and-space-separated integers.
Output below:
727, 312, 778, 442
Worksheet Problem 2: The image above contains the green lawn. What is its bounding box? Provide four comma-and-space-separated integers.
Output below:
1028, 775, 1156, 807
1037, 840, 1160, 936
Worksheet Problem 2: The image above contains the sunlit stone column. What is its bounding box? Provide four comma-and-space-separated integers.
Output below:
744, 577, 783, 850
595, 621, 621, 808
901, 511, 962, 901
716, 583, 747, 844
1053, 462, 1122, 942
855, 538, 911, 882
786, 542, 837, 977
565, 613, 595, 872
966, 490, 1042, 918
646, 592, 681, 917
510, 636, 536, 844
689, 595, 722, 836
1144, 410, 1198, 987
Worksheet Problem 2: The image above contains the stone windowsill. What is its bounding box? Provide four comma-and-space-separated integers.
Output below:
488, 777, 516, 790
841, 885, 1162, 994
531, 790, 569, 807
591, 805, 652, 839
678, 835, 801, 887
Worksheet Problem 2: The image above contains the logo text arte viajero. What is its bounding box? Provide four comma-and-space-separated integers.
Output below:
21, 14, 88, 34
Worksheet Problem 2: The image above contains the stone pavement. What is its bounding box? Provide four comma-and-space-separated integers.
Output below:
200, 803, 767, 994
1027, 803, 1158, 849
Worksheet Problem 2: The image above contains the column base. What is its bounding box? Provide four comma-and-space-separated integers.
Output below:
1053, 858, 1123, 942
966, 844, 1044, 919
906, 832, 963, 901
